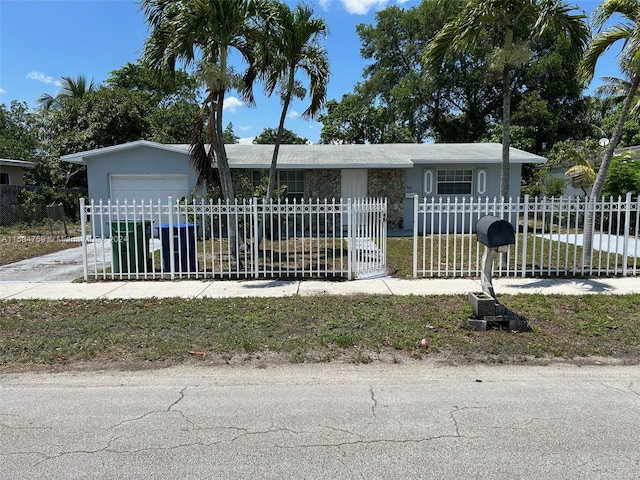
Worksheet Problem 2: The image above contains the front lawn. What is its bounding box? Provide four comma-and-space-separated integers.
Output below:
1, 294, 639, 370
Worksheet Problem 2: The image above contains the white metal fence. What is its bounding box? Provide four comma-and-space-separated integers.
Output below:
413, 193, 640, 278
79, 197, 387, 281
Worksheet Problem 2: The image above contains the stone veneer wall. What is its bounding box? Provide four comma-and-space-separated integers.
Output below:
230, 168, 404, 229
368, 169, 405, 229
305, 169, 341, 199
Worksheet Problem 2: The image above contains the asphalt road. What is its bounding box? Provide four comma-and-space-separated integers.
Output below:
2, 362, 639, 479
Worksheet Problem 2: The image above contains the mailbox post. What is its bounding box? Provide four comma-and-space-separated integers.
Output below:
469, 215, 526, 331
475, 215, 515, 299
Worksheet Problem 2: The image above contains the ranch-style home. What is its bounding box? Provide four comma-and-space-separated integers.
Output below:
62, 140, 545, 231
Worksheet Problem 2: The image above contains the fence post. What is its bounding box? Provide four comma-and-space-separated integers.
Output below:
80, 198, 88, 282
521, 195, 529, 278
168, 196, 175, 280
622, 192, 632, 276
253, 197, 259, 279
412, 195, 419, 278
347, 198, 353, 279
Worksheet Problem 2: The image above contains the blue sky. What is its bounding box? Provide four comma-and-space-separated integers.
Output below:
0, 0, 621, 144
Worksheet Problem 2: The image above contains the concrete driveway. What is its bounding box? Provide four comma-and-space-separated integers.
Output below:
2, 362, 640, 479
0, 244, 92, 282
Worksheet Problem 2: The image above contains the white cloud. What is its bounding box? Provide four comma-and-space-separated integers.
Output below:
26, 71, 61, 86
288, 110, 300, 119
321, 0, 410, 15
0, 88, 6, 95
239, 125, 252, 132
223, 96, 244, 112
238, 137, 255, 145
340, 0, 392, 15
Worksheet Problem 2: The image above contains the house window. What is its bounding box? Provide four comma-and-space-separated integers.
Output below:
437, 169, 472, 195
279, 170, 305, 200
252, 170, 266, 189
251, 170, 305, 200
0, 173, 9, 185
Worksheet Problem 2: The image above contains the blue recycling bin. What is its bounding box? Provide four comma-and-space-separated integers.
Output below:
158, 223, 197, 273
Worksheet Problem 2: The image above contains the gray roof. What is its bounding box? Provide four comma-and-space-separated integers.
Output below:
196, 143, 545, 168
62, 140, 546, 167
0, 158, 36, 168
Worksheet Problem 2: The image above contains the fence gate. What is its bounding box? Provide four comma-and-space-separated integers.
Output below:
348, 198, 388, 279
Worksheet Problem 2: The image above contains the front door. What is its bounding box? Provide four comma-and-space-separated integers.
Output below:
341, 169, 367, 200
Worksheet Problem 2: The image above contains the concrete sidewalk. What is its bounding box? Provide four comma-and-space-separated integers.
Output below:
1, 276, 639, 300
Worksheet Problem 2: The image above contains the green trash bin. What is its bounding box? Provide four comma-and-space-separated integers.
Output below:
109, 221, 152, 274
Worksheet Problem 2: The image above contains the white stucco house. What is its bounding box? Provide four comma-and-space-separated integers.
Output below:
62, 140, 545, 231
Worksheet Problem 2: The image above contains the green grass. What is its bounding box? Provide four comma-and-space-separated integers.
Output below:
1, 294, 639, 371
402, 233, 636, 278
0, 223, 82, 266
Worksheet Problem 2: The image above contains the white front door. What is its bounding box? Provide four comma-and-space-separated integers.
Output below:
341, 169, 367, 200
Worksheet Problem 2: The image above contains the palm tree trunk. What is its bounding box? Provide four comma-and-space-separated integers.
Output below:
583, 73, 640, 269
209, 89, 241, 265
267, 92, 292, 200
255, 92, 293, 250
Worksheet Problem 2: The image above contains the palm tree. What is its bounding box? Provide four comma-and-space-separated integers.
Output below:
578, 0, 640, 267
423, 0, 588, 201
594, 62, 640, 118
141, 0, 272, 263
245, 2, 329, 200
37, 75, 95, 110
564, 150, 598, 196
141, 0, 269, 201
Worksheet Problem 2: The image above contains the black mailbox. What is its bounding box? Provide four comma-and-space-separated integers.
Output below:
476, 215, 515, 248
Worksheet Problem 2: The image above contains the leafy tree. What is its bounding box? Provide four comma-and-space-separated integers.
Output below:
246, 2, 328, 199
578, 0, 640, 264
107, 62, 200, 144
224, 122, 240, 144
48, 88, 152, 155
603, 152, 640, 198
253, 127, 307, 144
521, 168, 567, 198
147, 99, 200, 144
38, 87, 154, 188
0, 101, 39, 161
318, 95, 413, 144
106, 61, 199, 106
348, 0, 495, 143
601, 113, 640, 147
424, 0, 588, 200
37, 75, 96, 111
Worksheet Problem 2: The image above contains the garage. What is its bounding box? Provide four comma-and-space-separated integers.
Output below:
109, 174, 189, 203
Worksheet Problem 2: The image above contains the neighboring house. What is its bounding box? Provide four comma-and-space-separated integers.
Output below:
0, 158, 36, 205
0, 158, 35, 186
62, 140, 545, 231
548, 163, 587, 198
548, 145, 640, 199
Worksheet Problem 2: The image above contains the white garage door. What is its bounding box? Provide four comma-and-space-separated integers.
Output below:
109, 174, 189, 203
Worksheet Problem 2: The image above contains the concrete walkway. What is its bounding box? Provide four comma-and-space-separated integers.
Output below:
1, 276, 639, 300
2, 243, 639, 299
